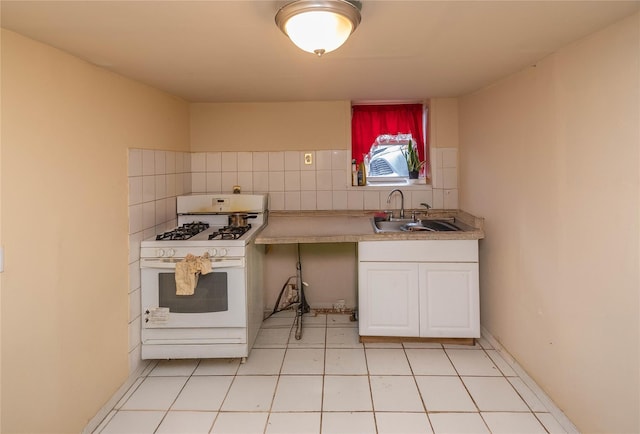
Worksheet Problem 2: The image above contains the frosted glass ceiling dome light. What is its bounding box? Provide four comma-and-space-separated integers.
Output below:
275, 0, 362, 57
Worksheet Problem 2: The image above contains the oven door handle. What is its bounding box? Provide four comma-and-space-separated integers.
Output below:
140, 258, 245, 269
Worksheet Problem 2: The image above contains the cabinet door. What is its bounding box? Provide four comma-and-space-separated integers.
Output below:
418, 263, 480, 338
358, 262, 419, 337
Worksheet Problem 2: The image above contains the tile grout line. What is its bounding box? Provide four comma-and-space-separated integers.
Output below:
480, 326, 579, 434
260, 314, 294, 434
361, 339, 378, 433
90, 360, 156, 433
96, 314, 575, 434
403, 341, 436, 434
153, 361, 200, 434
442, 346, 493, 433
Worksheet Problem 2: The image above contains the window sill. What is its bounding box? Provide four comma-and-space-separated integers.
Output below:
349, 179, 432, 190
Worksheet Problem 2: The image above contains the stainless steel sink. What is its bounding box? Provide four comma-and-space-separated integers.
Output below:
372, 217, 462, 233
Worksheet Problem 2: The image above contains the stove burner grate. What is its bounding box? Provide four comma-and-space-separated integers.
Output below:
209, 224, 251, 240
156, 222, 210, 240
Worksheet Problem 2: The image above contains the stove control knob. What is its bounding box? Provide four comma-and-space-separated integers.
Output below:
208, 248, 218, 257
219, 248, 228, 257
166, 249, 176, 257
157, 249, 165, 257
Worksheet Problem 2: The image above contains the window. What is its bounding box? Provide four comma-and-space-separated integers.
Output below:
351, 103, 429, 183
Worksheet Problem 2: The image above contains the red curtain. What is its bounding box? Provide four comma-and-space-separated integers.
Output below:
351, 104, 425, 163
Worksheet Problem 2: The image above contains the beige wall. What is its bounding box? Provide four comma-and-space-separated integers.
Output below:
429, 98, 459, 149
459, 13, 639, 433
190, 101, 351, 152
0, 29, 190, 433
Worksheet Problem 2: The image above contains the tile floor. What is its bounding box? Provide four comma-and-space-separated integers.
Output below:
94, 312, 569, 434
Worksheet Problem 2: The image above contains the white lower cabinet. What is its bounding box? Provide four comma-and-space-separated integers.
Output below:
418, 262, 479, 337
358, 262, 420, 337
358, 240, 480, 339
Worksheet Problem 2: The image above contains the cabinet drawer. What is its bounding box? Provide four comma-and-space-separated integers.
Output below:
359, 240, 478, 262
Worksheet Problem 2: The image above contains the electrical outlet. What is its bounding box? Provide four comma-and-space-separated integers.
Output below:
304, 153, 313, 165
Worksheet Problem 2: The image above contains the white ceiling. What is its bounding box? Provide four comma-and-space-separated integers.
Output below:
2, 1, 638, 103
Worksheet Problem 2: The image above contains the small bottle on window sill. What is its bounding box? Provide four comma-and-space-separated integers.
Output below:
352, 159, 358, 186
358, 161, 367, 186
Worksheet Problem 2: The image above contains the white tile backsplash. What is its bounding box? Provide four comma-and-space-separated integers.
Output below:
154, 151, 165, 175
154, 199, 167, 225
221, 172, 237, 193
253, 152, 269, 171
142, 201, 155, 230
237, 172, 253, 193
316, 150, 332, 170
284, 151, 300, 170
128, 149, 192, 375
165, 151, 176, 174
192, 172, 205, 193
332, 169, 347, 189
364, 191, 381, 210
268, 151, 284, 171
128, 149, 143, 177
155, 175, 166, 199
301, 191, 317, 210
253, 171, 269, 193
175, 173, 185, 196
300, 171, 316, 191
332, 190, 347, 209
138, 148, 455, 213
129, 288, 140, 323
129, 203, 144, 234
270, 192, 285, 210
331, 150, 347, 169
128, 230, 143, 263
128, 260, 141, 293
444, 189, 459, 209
268, 171, 285, 192
442, 167, 458, 189
237, 152, 252, 172
432, 188, 444, 209
316, 191, 332, 210
316, 170, 332, 191
347, 190, 364, 210
175, 152, 184, 173
142, 176, 155, 203
410, 189, 433, 209
128, 177, 143, 206
206, 152, 221, 172
191, 152, 205, 172
142, 150, 155, 176
284, 171, 300, 191
284, 191, 301, 210
206, 172, 222, 193
221, 152, 237, 172
166, 174, 176, 198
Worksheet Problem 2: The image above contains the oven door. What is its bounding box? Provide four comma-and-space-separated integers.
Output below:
141, 258, 246, 329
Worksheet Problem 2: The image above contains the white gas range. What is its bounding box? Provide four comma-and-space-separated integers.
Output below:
140, 194, 268, 361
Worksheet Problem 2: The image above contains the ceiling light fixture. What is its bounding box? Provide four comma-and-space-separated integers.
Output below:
275, 0, 362, 57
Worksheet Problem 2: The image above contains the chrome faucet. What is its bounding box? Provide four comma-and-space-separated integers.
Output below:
387, 189, 405, 219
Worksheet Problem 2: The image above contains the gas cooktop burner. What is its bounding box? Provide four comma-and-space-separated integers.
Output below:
208, 225, 251, 240
156, 222, 210, 240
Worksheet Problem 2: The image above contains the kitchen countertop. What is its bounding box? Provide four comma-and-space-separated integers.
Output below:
254, 210, 484, 245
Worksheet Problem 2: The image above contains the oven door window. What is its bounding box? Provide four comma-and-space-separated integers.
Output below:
158, 272, 228, 313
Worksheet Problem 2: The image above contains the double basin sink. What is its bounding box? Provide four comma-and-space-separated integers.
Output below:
372, 216, 463, 233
